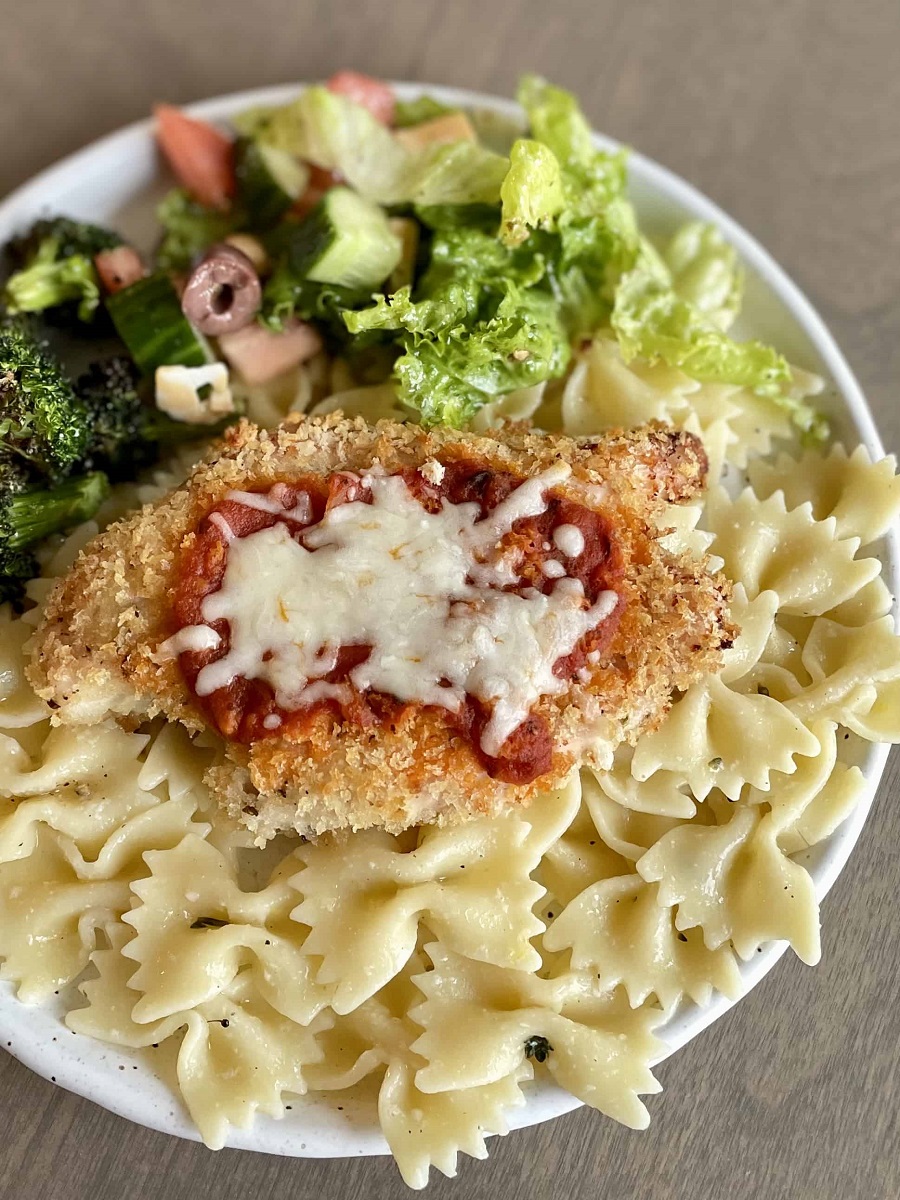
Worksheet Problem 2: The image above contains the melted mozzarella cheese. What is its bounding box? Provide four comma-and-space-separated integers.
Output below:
553, 523, 585, 558
182, 468, 617, 756
225, 487, 312, 523
155, 624, 222, 660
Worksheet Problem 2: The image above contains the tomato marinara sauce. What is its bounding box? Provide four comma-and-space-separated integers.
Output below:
170, 457, 624, 785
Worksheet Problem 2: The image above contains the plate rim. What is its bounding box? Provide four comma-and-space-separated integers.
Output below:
0, 79, 896, 1160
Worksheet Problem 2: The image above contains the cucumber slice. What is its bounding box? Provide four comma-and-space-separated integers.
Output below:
106, 274, 212, 375
235, 138, 309, 228
285, 187, 402, 291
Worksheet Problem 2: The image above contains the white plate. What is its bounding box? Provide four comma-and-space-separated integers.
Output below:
0, 82, 897, 1160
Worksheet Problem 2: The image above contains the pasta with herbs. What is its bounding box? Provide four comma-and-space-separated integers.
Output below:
410, 944, 665, 1128
1, 334, 898, 1190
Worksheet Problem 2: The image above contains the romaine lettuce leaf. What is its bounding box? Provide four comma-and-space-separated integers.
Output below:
244, 87, 508, 208
393, 95, 455, 128
344, 284, 474, 337
409, 141, 509, 207
414, 204, 501, 232
611, 264, 828, 437
422, 226, 547, 293
517, 75, 627, 216
550, 199, 643, 334
394, 286, 571, 426
513, 76, 638, 331
231, 103, 277, 140
517, 74, 597, 170
345, 228, 523, 342
664, 221, 743, 331
499, 138, 565, 246
261, 271, 371, 335
611, 265, 787, 388
346, 226, 567, 425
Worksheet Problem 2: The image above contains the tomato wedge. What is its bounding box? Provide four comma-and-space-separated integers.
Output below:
155, 104, 236, 210
327, 71, 396, 125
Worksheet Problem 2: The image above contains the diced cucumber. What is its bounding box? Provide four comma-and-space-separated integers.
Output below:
235, 138, 310, 228
106, 273, 212, 375
284, 187, 402, 291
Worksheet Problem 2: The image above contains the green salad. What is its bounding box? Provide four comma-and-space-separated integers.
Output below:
0, 71, 824, 601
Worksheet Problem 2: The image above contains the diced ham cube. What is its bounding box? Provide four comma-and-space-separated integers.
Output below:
394, 111, 477, 151
94, 245, 145, 294
218, 319, 323, 386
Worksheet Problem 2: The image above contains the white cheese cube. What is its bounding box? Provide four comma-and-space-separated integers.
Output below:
155, 362, 234, 425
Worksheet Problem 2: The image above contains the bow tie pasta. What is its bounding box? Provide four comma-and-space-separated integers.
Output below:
1, 330, 898, 1189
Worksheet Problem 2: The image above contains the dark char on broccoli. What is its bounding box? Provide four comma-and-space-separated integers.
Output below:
3, 216, 123, 330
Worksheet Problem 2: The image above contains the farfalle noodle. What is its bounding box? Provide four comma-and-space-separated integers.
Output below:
411, 944, 664, 1129
543, 873, 742, 1011
747, 444, 900, 545
0, 324, 896, 1185
704, 487, 880, 616
637, 806, 821, 964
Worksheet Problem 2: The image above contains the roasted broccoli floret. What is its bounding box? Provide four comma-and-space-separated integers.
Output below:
0, 470, 109, 605
76, 355, 233, 480
0, 456, 31, 495
0, 458, 35, 598
6, 217, 122, 267
75, 356, 159, 479
5, 241, 100, 321
0, 469, 109, 548
4, 216, 121, 323
0, 317, 89, 479
0, 544, 38, 605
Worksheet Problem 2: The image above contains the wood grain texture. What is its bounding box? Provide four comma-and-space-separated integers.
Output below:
1, 0, 898, 1196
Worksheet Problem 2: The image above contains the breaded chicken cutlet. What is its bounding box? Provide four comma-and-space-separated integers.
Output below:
29, 413, 735, 839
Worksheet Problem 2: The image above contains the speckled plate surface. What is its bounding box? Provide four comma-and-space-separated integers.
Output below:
0, 82, 896, 1159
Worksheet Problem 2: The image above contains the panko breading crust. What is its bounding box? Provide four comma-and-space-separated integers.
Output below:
29, 414, 735, 838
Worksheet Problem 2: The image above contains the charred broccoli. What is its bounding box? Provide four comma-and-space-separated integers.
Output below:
0, 317, 89, 478
0, 469, 109, 548
6, 217, 122, 267
0, 457, 35, 600
4, 216, 121, 323
0, 317, 230, 601
0, 318, 112, 601
76, 355, 231, 480
75, 356, 160, 479
0, 470, 109, 604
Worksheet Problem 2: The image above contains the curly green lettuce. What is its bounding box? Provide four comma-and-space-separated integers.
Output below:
392, 287, 570, 427
249, 76, 824, 436
664, 220, 743, 331
499, 139, 565, 247
611, 264, 826, 439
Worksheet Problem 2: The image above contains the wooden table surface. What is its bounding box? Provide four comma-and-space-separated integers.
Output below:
1, 1, 898, 1197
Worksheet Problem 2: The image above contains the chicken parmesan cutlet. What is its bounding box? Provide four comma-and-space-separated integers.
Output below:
29, 413, 734, 839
